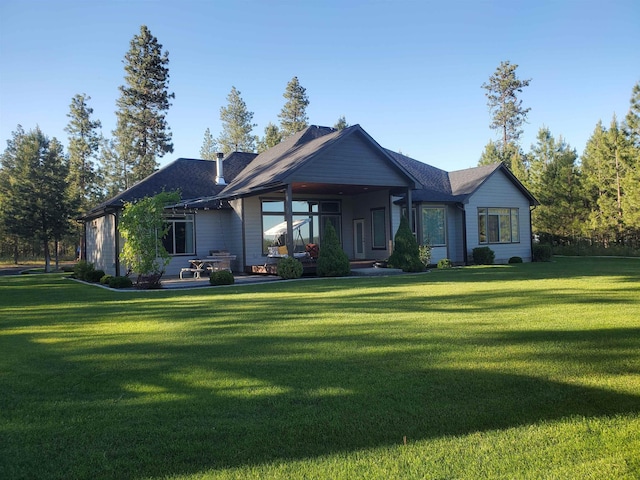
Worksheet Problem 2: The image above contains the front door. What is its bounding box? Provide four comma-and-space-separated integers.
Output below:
353, 219, 365, 259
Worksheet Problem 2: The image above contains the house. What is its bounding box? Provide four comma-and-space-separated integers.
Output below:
82, 124, 538, 276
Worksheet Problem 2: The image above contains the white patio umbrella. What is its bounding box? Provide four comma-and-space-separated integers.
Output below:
263, 218, 310, 236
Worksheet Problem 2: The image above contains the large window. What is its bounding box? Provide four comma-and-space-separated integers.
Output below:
261, 199, 341, 254
371, 208, 386, 249
421, 207, 446, 246
162, 215, 195, 255
478, 208, 519, 244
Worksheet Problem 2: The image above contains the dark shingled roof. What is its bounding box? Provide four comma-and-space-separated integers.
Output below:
82, 152, 257, 219
83, 125, 537, 219
217, 125, 342, 198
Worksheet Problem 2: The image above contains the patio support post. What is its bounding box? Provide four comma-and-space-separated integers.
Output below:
285, 184, 294, 257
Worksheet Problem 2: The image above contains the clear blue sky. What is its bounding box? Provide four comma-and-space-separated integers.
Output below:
1, 0, 638, 172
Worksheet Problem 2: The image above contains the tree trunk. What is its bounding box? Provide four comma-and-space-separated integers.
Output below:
43, 239, 50, 273
54, 239, 60, 271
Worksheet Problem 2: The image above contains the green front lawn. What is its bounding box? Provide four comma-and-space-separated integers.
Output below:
1, 257, 639, 479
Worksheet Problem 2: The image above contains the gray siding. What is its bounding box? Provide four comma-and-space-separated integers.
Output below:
86, 214, 117, 275
350, 189, 392, 260
292, 133, 409, 187
465, 170, 533, 263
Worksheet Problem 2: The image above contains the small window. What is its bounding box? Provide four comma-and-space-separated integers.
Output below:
371, 208, 386, 250
162, 215, 195, 255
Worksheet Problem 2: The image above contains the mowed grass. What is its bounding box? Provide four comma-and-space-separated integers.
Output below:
1, 257, 639, 479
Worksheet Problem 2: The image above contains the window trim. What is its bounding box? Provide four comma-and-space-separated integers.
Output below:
421, 206, 447, 246
162, 214, 195, 256
371, 207, 387, 250
478, 207, 520, 244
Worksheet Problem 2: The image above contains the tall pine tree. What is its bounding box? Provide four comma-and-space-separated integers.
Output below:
0, 127, 72, 271
481, 61, 531, 171
278, 76, 310, 137
113, 25, 174, 185
622, 81, 640, 240
257, 122, 283, 153
217, 86, 256, 153
581, 118, 633, 245
200, 128, 218, 159
65, 94, 102, 210
527, 127, 581, 239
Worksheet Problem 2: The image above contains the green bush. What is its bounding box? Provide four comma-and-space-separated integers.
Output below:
533, 244, 553, 262
437, 258, 452, 269
508, 256, 523, 264
316, 222, 351, 277
472, 246, 495, 265
73, 260, 95, 281
85, 269, 105, 283
419, 243, 432, 267
277, 257, 303, 279
210, 270, 235, 286
387, 216, 424, 272
108, 276, 133, 289
100, 274, 113, 285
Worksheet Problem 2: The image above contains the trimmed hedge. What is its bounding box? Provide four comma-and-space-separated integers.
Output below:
210, 270, 235, 286
277, 257, 303, 279
108, 276, 133, 289
85, 269, 106, 283
508, 256, 523, 264
472, 246, 495, 265
533, 244, 553, 262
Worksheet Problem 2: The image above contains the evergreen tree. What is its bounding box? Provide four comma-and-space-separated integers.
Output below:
580, 118, 633, 245
0, 127, 72, 272
625, 80, 640, 147
217, 86, 256, 153
200, 127, 218, 160
622, 81, 640, 239
334, 115, 349, 130
65, 94, 102, 211
316, 221, 350, 277
257, 122, 283, 153
482, 61, 531, 166
527, 127, 582, 239
113, 25, 174, 183
97, 137, 126, 199
478, 140, 528, 183
278, 76, 310, 137
387, 216, 424, 272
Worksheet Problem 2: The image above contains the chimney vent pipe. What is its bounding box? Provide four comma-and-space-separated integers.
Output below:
215, 152, 226, 185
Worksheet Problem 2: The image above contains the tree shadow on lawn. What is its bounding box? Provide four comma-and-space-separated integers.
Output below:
3, 326, 640, 479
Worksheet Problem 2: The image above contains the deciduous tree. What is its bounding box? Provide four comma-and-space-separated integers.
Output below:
119, 191, 180, 286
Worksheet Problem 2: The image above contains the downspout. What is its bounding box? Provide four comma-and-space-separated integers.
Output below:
457, 203, 468, 265
113, 211, 120, 277
82, 220, 87, 261
529, 205, 536, 262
